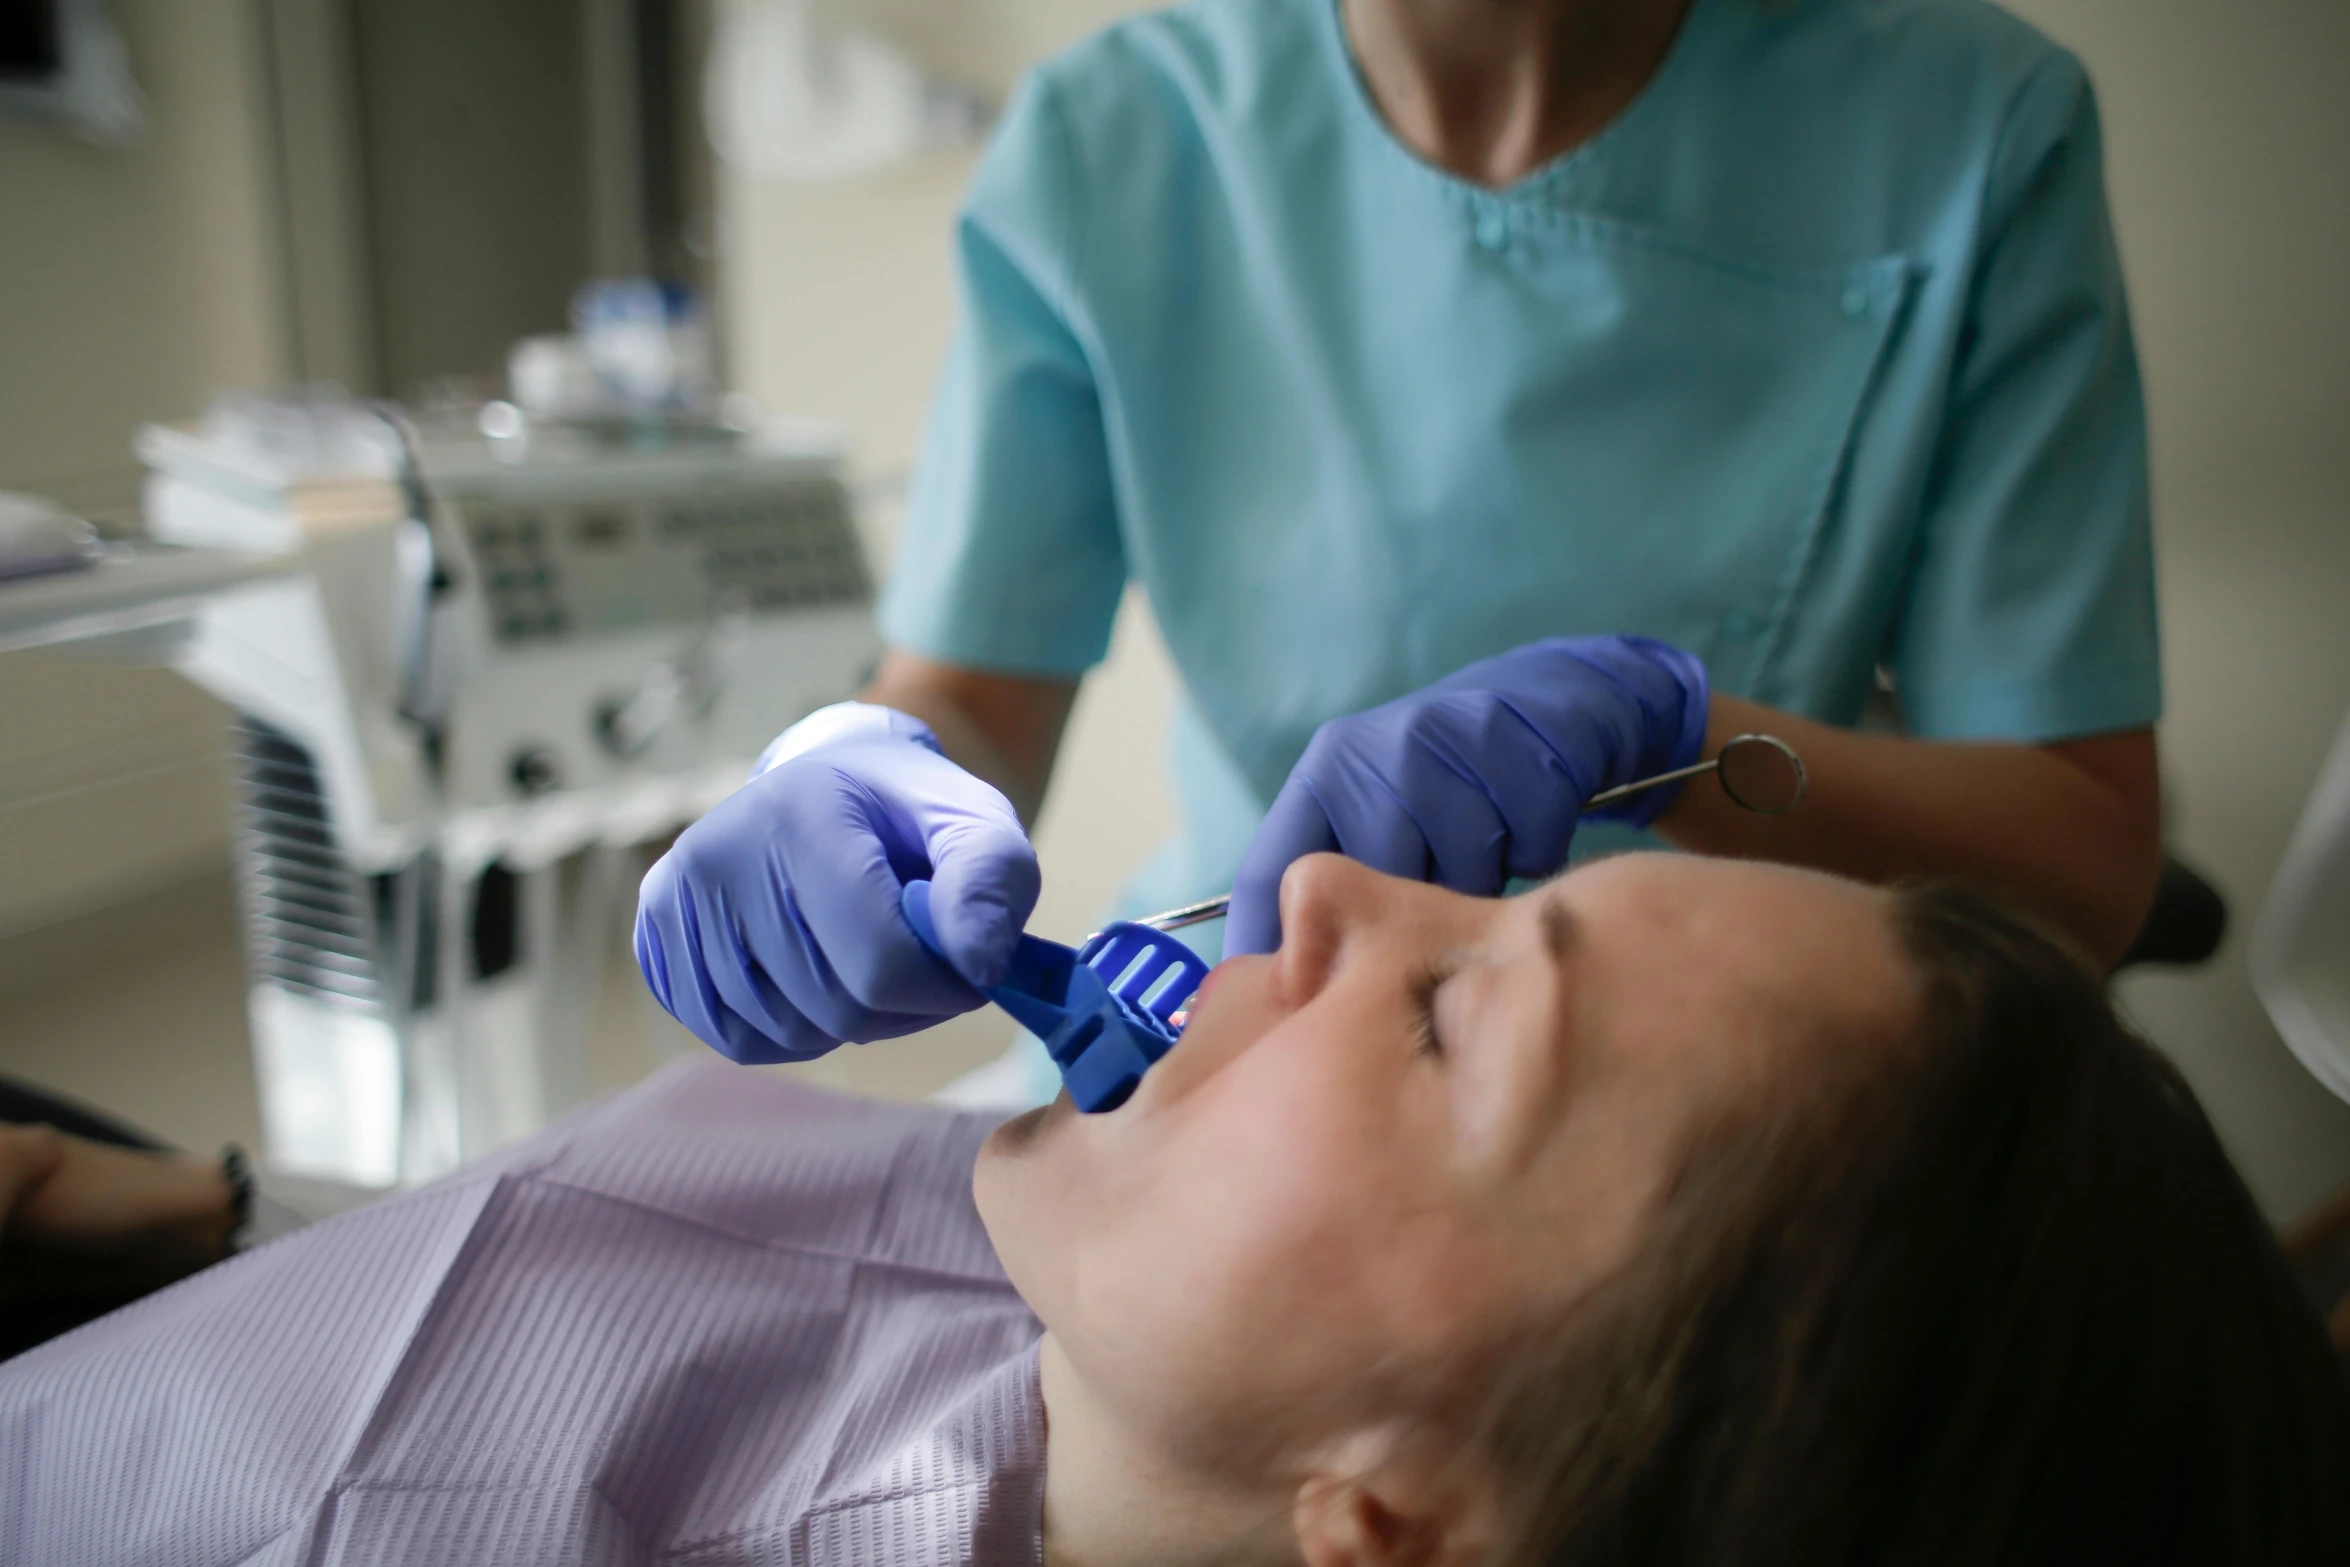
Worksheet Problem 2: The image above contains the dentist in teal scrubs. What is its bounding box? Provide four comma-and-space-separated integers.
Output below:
635, 0, 2164, 1071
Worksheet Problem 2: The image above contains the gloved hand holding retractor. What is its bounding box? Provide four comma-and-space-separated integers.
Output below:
634, 702, 1039, 1063
1225, 634, 1710, 954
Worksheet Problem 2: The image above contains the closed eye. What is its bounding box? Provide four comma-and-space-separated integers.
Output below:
1409, 960, 1452, 1059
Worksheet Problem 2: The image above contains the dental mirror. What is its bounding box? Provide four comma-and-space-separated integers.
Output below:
1713, 731, 1807, 814
1581, 731, 1806, 817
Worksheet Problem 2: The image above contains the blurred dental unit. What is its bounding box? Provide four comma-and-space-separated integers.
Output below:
11, 310, 879, 1188
134, 374, 877, 1188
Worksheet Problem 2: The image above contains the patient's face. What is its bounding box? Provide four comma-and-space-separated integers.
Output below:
975, 853, 1917, 1477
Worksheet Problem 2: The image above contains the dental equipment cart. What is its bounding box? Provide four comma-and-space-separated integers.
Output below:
140, 400, 881, 1187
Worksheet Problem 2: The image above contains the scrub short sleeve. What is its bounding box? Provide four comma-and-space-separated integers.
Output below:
1888, 56, 2161, 743
877, 74, 1127, 677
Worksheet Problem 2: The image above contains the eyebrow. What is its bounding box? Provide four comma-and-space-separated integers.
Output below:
1459, 892, 1582, 1171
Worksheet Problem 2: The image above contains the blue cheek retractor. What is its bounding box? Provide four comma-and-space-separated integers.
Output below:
900, 880, 1211, 1112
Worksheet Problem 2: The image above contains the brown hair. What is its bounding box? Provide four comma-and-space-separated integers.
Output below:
1478, 881, 2350, 1566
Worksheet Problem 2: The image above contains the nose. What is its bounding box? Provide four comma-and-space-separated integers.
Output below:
1272, 853, 1391, 1007
1128, 854, 1433, 1112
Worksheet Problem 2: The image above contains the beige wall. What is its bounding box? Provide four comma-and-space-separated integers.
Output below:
726, 0, 2350, 1221
2004, 0, 2350, 1221
0, 0, 289, 493
0, 1, 288, 933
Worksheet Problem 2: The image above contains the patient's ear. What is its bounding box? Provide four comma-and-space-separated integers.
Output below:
1291, 1453, 1492, 1567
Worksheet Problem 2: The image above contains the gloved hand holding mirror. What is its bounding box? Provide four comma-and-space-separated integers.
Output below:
1224, 634, 1720, 954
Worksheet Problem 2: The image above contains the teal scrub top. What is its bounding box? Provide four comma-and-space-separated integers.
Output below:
880, 0, 2160, 920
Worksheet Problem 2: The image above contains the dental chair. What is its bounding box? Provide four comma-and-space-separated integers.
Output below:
2118, 854, 2229, 971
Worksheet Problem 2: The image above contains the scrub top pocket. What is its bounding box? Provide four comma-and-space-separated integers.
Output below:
1367, 211, 1922, 703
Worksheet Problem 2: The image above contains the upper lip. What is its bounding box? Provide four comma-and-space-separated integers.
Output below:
1190, 959, 1234, 1014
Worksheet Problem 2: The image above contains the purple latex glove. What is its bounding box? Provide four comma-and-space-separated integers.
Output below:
1226, 635, 1710, 954
634, 702, 1039, 1063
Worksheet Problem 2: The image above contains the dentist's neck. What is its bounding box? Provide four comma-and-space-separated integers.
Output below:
1037, 1337, 1296, 1567
1341, 0, 1697, 187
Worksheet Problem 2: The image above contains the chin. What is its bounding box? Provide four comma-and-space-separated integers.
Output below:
975, 1094, 1067, 1226
982, 1091, 1070, 1158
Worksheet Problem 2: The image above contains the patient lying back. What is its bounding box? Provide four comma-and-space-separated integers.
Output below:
0, 852, 2342, 1567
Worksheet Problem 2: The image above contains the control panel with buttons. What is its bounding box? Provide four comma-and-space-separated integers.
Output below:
454, 477, 867, 648
409, 447, 882, 814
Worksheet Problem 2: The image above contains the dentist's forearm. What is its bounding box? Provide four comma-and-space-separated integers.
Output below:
1655, 695, 2163, 969
859, 650, 1080, 827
